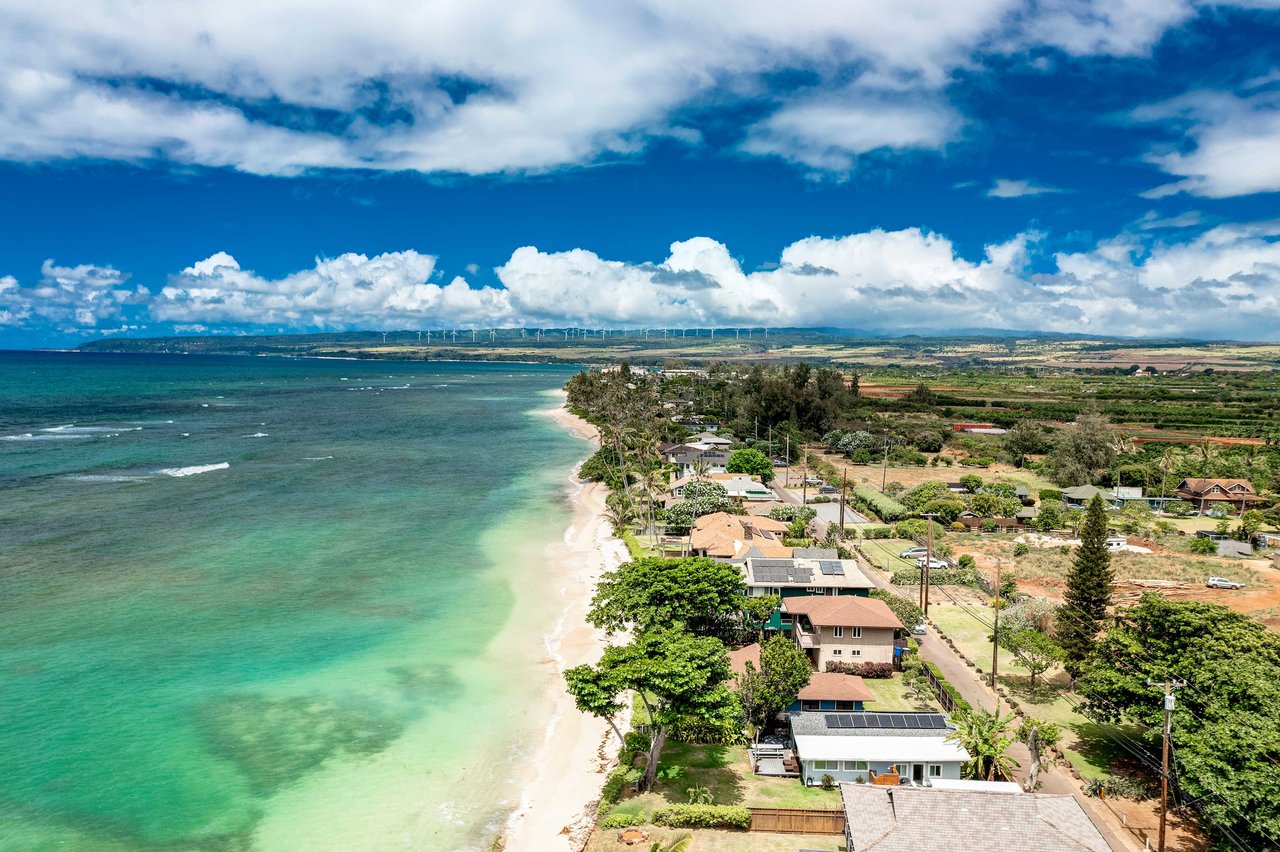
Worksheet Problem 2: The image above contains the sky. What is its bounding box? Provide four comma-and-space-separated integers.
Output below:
2, 1, 1280, 347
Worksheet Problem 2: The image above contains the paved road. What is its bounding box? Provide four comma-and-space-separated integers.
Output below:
856, 549, 1142, 852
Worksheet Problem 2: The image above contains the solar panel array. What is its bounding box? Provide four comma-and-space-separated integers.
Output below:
751, 558, 812, 583
817, 560, 845, 576
824, 713, 947, 730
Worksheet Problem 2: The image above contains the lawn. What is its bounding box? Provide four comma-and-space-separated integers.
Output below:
856, 537, 921, 575
861, 674, 939, 711
926, 602, 1147, 784
650, 742, 841, 810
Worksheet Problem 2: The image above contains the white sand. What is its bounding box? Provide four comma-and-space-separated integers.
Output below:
501, 396, 629, 851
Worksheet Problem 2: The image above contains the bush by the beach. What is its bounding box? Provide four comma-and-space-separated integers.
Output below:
599, 764, 643, 808
651, 804, 751, 829
598, 812, 645, 830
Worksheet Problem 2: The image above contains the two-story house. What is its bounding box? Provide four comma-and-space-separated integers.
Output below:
782, 595, 904, 669
1175, 478, 1262, 516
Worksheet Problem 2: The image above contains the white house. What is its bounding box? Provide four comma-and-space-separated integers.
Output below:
790, 712, 969, 787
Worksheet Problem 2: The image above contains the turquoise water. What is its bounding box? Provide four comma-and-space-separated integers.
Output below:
0, 352, 584, 850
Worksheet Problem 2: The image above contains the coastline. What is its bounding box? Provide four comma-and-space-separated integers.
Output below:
500, 392, 627, 851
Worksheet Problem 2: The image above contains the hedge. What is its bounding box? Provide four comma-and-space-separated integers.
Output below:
857, 525, 894, 539
621, 530, 644, 560
850, 486, 909, 522
598, 812, 644, 829
924, 661, 973, 714
890, 567, 978, 586
825, 661, 895, 678
651, 804, 752, 830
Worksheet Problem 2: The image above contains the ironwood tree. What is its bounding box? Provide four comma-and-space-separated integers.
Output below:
1056, 494, 1114, 680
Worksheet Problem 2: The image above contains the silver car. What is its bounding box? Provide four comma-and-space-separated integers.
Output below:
900, 546, 928, 559
1206, 576, 1245, 590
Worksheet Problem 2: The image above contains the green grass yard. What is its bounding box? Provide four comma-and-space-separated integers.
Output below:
861, 673, 939, 711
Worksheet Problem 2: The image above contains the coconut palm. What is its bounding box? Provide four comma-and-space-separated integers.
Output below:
649, 835, 691, 852
946, 707, 1020, 781
690, 456, 711, 481
1157, 446, 1181, 499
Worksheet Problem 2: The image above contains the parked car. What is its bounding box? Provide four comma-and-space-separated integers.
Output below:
910, 622, 927, 636
1206, 576, 1245, 590
772, 458, 788, 467
818, 485, 838, 494
804, 476, 823, 485
916, 557, 949, 570
900, 546, 928, 559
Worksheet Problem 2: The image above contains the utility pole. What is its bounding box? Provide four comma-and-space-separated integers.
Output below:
802, 461, 809, 505
990, 559, 1001, 692
1149, 678, 1186, 852
838, 466, 848, 533
923, 513, 937, 615
784, 436, 790, 490
881, 435, 891, 491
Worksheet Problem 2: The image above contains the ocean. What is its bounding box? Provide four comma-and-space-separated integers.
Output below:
0, 351, 585, 850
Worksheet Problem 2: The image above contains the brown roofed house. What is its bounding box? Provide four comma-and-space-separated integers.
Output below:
1175, 478, 1262, 516
689, 512, 791, 561
782, 596, 904, 670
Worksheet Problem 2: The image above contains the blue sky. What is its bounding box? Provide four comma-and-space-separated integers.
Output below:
2, 1, 1280, 346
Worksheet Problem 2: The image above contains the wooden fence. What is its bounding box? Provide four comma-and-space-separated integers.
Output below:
748, 807, 846, 835
921, 658, 961, 714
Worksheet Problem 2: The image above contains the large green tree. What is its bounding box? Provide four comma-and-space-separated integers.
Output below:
1000, 628, 1064, 687
1056, 494, 1114, 680
726, 447, 774, 483
1080, 596, 1280, 849
1044, 411, 1116, 486
587, 556, 747, 636
737, 635, 812, 739
564, 628, 739, 790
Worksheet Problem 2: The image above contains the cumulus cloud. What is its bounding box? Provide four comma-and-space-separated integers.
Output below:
1137, 89, 1280, 198
987, 178, 1068, 198
0, 260, 145, 330
0, 0, 1249, 177
9, 220, 1280, 339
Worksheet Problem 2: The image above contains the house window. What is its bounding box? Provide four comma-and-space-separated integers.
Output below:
811, 760, 834, 771
850, 627, 862, 639
831, 649, 843, 657
848, 649, 861, 657
805, 586, 818, 593
929, 764, 943, 777
801, 700, 821, 711
768, 587, 782, 597
834, 701, 856, 711
833, 627, 844, 638
843, 760, 868, 772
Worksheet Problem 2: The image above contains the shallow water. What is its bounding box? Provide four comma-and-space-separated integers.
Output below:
0, 351, 583, 850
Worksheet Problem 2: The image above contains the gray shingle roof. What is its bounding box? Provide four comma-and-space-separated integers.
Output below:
839, 784, 1109, 851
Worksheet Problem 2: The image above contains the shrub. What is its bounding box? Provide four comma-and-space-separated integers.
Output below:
1084, 776, 1153, 801
599, 765, 642, 807
859, 525, 894, 539
783, 537, 815, 548
871, 588, 923, 628
820, 774, 837, 790
598, 812, 642, 829
808, 496, 833, 504
768, 506, 817, 524
891, 567, 977, 586
1189, 536, 1217, 555
850, 486, 909, 522
924, 662, 972, 714
825, 661, 895, 678
651, 804, 751, 830
1038, 489, 1062, 503
1013, 542, 1030, 557
957, 554, 976, 570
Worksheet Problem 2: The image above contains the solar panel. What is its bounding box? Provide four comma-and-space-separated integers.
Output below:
825, 713, 948, 730
817, 560, 845, 576
791, 565, 813, 583
753, 558, 793, 569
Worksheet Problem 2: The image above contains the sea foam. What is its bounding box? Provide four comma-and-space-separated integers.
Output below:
158, 462, 230, 477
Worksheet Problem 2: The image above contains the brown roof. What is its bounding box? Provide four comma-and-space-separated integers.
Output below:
798, 672, 876, 703
1177, 478, 1256, 495
782, 595, 903, 630
728, 642, 760, 677
690, 512, 791, 558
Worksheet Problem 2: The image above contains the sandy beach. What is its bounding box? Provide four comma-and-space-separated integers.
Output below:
501, 395, 629, 851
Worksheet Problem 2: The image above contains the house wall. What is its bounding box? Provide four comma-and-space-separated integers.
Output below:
800, 757, 963, 786
813, 626, 896, 668
787, 699, 865, 712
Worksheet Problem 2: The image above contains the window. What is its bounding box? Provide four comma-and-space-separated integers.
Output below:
831, 649, 843, 657
832, 627, 844, 638
843, 760, 868, 772
801, 700, 821, 711
805, 586, 818, 593
768, 587, 782, 597
834, 701, 856, 711
850, 627, 862, 639
929, 764, 943, 777
811, 760, 833, 771
849, 649, 861, 657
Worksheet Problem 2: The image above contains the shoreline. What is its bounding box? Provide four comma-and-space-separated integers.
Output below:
500, 393, 627, 851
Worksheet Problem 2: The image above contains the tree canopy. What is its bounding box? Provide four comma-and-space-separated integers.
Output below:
726, 447, 774, 482
587, 556, 749, 636
1044, 411, 1116, 486
737, 635, 812, 737
1080, 595, 1280, 849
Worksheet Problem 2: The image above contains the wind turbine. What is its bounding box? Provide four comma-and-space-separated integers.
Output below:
471, 329, 477, 343
426, 330, 431, 344
490, 329, 497, 342
381, 331, 388, 344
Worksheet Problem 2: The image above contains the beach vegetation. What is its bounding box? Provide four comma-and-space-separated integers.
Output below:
650, 804, 752, 829
587, 556, 751, 637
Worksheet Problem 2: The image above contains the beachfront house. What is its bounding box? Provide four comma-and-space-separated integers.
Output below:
837, 784, 1110, 851
743, 553, 875, 631
790, 712, 968, 787
662, 443, 730, 474
690, 512, 791, 561
782, 595, 904, 669
669, 472, 774, 503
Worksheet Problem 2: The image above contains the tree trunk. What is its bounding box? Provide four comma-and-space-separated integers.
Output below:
1025, 725, 1041, 792
641, 725, 667, 791
605, 715, 625, 745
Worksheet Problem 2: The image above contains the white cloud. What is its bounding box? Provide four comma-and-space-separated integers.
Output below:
1138, 89, 1280, 198
0, 0, 1248, 177
987, 178, 1068, 198
1135, 210, 1205, 229
10, 219, 1280, 339
0, 261, 145, 330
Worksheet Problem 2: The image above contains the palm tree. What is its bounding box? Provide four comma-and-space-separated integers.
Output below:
638, 467, 669, 541
604, 503, 637, 536
1157, 446, 1181, 499
691, 456, 711, 481
649, 835, 691, 852
946, 707, 1020, 781
1195, 440, 1219, 477
1110, 433, 1135, 489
